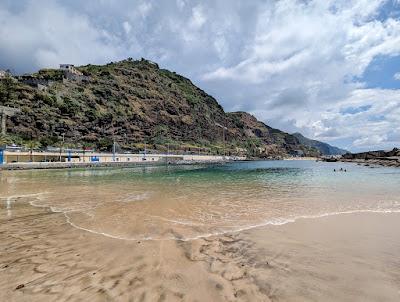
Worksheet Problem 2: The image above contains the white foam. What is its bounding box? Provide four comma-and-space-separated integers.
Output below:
118, 192, 150, 202
0, 192, 47, 209
229, 208, 400, 233
59, 207, 400, 242
1, 192, 47, 203
21, 192, 400, 242
1, 192, 48, 217
62, 212, 160, 241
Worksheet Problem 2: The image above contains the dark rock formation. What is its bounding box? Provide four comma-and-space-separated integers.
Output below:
341, 148, 400, 160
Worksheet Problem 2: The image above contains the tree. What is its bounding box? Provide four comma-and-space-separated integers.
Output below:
24, 141, 41, 162
153, 125, 168, 145
245, 138, 262, 157
0, 76, 16, 105
0, 135, 12, 147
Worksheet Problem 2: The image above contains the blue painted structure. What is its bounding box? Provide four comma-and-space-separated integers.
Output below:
90, 156, 100, 162
0, 149, 3, 164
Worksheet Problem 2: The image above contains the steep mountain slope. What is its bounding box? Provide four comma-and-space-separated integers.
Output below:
0, 58, 317, 157
292, 132, 347, 155
228, 112, 319, 157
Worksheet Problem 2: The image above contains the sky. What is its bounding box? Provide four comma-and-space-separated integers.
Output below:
1, 0, 400, 152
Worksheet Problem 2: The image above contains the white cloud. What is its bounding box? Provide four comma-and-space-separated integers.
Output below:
138, 2, 152, 18
213, 36, 229, 60
176, 0, 186, 11
201, 0, 400, 151
0, 0, 399, 151
305, 88, 400, 150
204, 1, 400, 83
394, 72, 400, 80
353, 135, 386, 147
190, 5, 206, 29
0, 1, 126, 71
123, 21, 132, 35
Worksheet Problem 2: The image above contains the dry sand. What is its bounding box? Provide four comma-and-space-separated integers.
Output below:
1, 202, 400, 301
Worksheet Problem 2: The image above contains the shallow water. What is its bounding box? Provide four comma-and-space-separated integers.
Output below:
1, 160, 399, 240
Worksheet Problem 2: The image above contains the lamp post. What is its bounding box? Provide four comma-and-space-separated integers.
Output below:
215, 123, 227, 158
59, 133, 65, 162
113, 141, 116, 162
143, 141, 147, 161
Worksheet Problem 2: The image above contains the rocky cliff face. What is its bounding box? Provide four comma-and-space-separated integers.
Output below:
0, 58, 317, 156
292, 133, 347, 155
227, 112, 318, 157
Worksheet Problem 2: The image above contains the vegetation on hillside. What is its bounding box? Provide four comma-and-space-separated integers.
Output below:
0, 58, 319, 157
292, 133, 347, 155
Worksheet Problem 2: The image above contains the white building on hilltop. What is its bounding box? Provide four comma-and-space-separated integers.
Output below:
59, 64, 83, 76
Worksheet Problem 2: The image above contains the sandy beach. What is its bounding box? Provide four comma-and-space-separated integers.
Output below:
2, 201, 399, 301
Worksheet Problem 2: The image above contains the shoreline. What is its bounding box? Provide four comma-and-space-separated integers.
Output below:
0, 157, 320, 171
283, 156, 318, 161
47, 199, 400, 242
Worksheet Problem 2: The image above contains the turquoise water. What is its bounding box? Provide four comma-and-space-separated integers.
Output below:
1, 160, 399, 240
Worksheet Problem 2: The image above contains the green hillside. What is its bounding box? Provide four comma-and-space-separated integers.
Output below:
0, 58, 318, 157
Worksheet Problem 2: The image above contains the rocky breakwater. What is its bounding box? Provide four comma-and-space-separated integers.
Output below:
340, 148, 400, 168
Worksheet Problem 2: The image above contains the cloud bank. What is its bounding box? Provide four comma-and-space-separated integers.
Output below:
1, 0, 399, 151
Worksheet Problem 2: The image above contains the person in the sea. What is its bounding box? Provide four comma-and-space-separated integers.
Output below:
334, 169, 336, 172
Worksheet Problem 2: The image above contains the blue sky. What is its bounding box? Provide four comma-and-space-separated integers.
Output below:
360, 55, 400, 89
0, 0, 399, 152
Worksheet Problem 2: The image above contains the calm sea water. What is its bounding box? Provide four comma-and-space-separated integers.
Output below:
1, 160, 399, 240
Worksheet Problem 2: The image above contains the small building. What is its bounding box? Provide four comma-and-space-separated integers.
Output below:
60, 64, 90, 82
60, 64, 83, 76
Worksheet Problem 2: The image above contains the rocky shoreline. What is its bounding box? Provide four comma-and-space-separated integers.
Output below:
338, 147, 400, 168
339, 158, 400, 168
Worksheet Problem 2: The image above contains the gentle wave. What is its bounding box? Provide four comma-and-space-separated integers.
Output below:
1, 192, 48, 209
58, 207, 400, 242
8, 193, 400, 242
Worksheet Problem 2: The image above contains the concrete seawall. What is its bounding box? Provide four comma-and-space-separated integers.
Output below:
0, 161, 161, 171
0, 155, 244, 171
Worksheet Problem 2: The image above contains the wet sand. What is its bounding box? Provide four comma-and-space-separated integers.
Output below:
1, 201, 399, 301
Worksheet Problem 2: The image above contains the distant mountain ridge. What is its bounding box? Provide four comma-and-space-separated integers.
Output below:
292, 133, 347, 155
